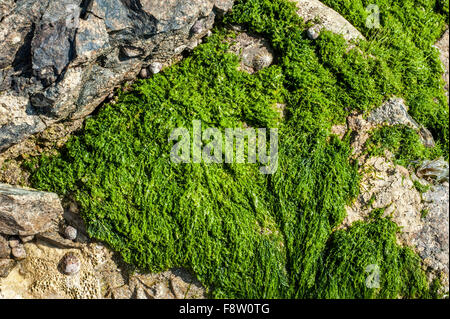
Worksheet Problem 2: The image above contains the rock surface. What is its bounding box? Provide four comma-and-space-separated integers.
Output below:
0, 183, 63, 236
435, 29, 449, 99
0, 0, 234, 152
343, 156, 449, 291
294, 0, 364, 41
0, 239, 205, 299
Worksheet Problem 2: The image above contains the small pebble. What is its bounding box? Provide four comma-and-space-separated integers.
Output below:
306, 26, 320, 40
149, 62, 163, 75
64, 226, 78, 241
8, 239, 20, 248
11, 245, 27, 260
139, 67, 148, 79
61, 253, 81, 275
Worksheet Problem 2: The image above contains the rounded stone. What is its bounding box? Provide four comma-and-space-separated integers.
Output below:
61, 253, 81, 275
11, 245, 26, 260
64, 226, 77, 241
149, 62, 163, 75
139, 67, 148, 79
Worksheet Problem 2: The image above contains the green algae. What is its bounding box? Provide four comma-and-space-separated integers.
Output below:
25, 0, 449, 298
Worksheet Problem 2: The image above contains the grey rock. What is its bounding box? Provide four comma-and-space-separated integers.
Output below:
0, 235, 10, 258
368, 98, 435, 148
191, 20, 204, 34
8, 239, 20, 248
61, 253, 81, 275
64, 226, 77, 241
417, 158, 449, 183
294, 0, 364, 42
0, 258, 16, 278
0, 0, 231, 152
214, 0, 234, 14
11, 244, 26, 260
0, 183, 63, 236
413, 182, 449, 288
306, 26, 320, 40
149, 62, 163, 75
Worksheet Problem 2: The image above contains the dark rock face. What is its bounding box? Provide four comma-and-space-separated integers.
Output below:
0, 0, 234, 152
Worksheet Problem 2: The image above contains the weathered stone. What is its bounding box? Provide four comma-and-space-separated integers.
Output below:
0, 183, 63, 236
64, 226, 78, 241
0, 0, 232, 152
413, 182, 449, 290
61, 253, 81, 275
11, 244, 26, 260
435, 29, 449, 100
8, 239, 19, 248
0, 235, 10, 258
294, 0, 364, 42
0, 258, 16, 278
368, 98, 435, 148
417, 158, 449, 183
214, 0, 234, 14
149, 62, 163, 75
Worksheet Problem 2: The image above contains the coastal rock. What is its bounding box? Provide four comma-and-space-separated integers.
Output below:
294, 0, 364, 41
0, 183, 63, 236
0, 0, 233, 152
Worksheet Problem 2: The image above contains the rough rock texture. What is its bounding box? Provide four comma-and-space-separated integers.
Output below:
294, 0, 364, 41
343, 156, 449, 291
413, 183, 449, 282
368, 97, 435, 148
0, 239, 206, 299
0, 183, 63, 236
343, 156, 423, 239
435, 29, 449, 99
0, 0, 234, 152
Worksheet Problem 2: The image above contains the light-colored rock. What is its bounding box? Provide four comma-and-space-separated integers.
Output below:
294, 0, 364, 41
344, 157, 423, 240
0, 240, 206, 299
63, 226, 77, 241
413, 182, 449, 288
149, 62, 163, 75
343, 156, 449, 292
19, 235, 34, 243
435, 29, 449, 99
11, 245, 26, 260
0, 183, 63, 236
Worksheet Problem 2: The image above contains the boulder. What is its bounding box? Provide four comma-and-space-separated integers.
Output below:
294, 0, 364, 41
0, 0, 235, 152
0, 183, 63, 236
